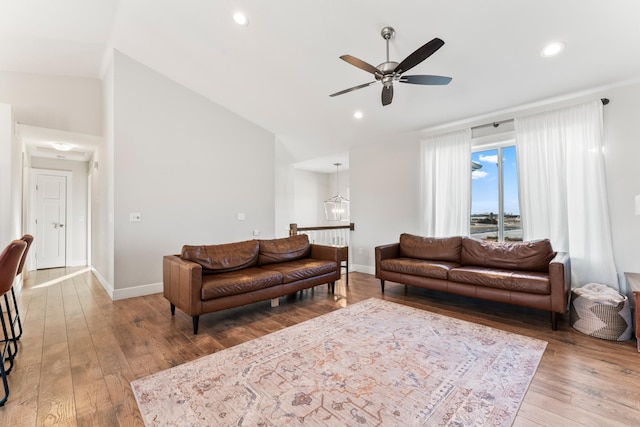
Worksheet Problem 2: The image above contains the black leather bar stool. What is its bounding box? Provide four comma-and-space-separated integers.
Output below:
0, 239, 27, 407
7, 234, 33, 341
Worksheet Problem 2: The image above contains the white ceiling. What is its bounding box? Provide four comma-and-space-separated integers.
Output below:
3, 1, 640, 172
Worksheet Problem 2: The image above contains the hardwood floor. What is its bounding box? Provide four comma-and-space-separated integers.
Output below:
1, 267, 638, 426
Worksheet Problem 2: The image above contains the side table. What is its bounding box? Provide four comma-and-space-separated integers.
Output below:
624, 272, 640, 352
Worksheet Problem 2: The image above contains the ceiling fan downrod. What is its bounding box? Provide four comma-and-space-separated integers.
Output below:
381, 26, 395, 63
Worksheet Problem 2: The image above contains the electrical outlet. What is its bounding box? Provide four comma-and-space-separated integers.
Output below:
358, 247, 364, 255
253, 230, 260, 236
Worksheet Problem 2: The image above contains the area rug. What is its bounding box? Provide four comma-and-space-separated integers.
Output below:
132, 298, 547, 426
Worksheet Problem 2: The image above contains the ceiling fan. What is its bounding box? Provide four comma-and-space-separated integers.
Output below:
330, 26, 452, 106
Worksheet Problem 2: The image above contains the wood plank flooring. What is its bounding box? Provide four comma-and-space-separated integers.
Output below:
1, 267, 638, 426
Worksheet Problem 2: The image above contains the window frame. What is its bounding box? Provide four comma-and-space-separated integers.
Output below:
471, 135, 519, 242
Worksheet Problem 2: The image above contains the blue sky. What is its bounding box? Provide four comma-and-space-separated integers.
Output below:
471, 146, 520, 215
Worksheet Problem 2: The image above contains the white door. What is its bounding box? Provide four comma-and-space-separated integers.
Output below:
36, 174, 67, 269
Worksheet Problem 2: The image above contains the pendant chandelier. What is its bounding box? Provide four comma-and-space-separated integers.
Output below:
324, 163, 350, 221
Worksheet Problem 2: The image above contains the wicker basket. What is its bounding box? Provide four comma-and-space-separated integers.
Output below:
569, 284, 632, 341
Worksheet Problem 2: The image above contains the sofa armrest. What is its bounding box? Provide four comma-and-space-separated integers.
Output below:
375, 243, 400, 278
548, 251, 571, 313
309, 244, 341, 263
163, 255, 203, 316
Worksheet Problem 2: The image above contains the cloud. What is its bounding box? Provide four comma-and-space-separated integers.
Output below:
479, 154, 498, 164
472, 170, 489, 180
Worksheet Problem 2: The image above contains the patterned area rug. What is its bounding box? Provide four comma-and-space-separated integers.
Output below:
132, 298, 547, 426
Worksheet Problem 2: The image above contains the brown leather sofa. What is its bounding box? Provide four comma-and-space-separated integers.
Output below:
163, 234, 341, 334
375, 234, 571, 330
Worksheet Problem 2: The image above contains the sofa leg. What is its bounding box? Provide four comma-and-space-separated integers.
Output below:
170, 303, 175, 316
193, 316, 200, 335
380, 280, 385, 293
329, 281, 335, 294
551, 312, 558, 331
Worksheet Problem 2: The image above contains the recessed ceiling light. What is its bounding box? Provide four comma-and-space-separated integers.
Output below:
51, 142, 73, 151
233, 12, 249, 26
541, 41, 565, 57
353, 111, 363, 119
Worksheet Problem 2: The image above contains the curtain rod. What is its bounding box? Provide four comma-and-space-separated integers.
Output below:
471, 119, 512, 131
473, 98, 611, 131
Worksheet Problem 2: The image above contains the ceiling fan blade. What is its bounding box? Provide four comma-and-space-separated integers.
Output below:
400, 75, 452, 85
394, 38, 445, 75
329, 81, 377, 97
381, 84, 393, 106
340, 55, 381, 76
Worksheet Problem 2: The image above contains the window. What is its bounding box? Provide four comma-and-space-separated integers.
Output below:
470, 144, 521, 241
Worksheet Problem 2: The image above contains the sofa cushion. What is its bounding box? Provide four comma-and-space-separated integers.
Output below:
399, 234, 462, 263
259, 259, 336, 284
258, 234, 311, 265
460, 238, 556, 272
182, 240, 259, 273
448, 266, 550, 294
380, 258, 460, 280
201, 267, 283, 300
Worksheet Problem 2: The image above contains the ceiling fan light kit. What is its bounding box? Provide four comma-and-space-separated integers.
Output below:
330, 26, 452, 106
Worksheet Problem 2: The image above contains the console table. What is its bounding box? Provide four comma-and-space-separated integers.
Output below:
624, 272, 640, 352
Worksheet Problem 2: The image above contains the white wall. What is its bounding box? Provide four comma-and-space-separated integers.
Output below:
0, 103, 17, 245
274, 139, 296, 237
92, 54, 115, 289
600, 83, 640, 293
349, 134, 422, 273
30, 158, 89, 266
106, 51, 276, 298
293, 169, 328, 227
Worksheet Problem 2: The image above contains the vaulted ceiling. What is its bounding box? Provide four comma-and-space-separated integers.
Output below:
3, 1, 640, 170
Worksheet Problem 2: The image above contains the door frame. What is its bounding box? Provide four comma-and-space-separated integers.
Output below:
28, 168, 73, 270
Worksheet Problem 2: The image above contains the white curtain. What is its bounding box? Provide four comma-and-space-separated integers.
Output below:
421, 129, 472, 237
515, 101, 618, 289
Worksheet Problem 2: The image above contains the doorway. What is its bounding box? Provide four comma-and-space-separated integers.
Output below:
30, 169, 72, 269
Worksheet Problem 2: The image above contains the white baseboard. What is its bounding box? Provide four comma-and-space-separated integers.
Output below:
352, 264, 375, 275
112, 282, 163, 301
90, 267, 162, 300
91, 267, 114, 299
